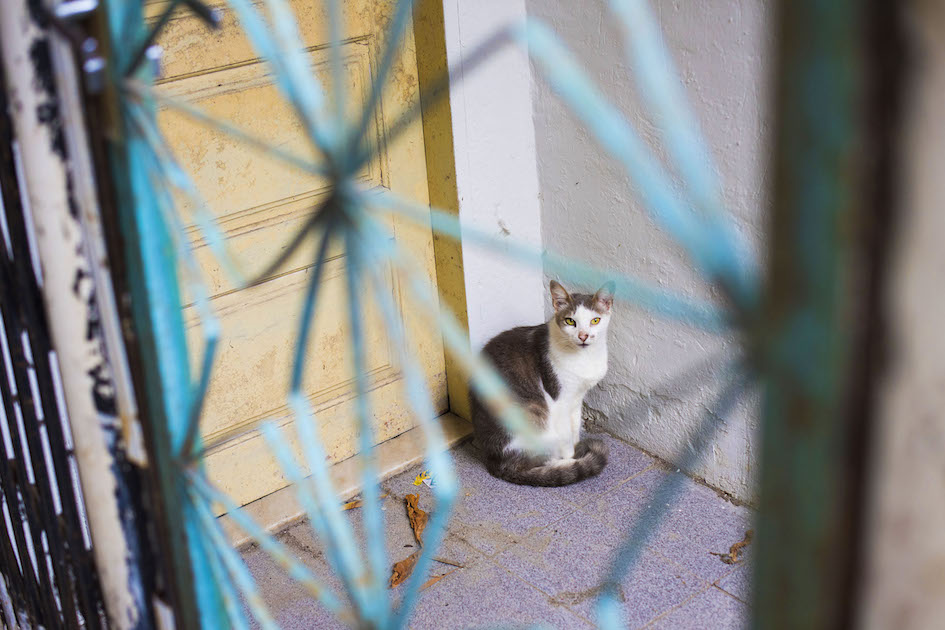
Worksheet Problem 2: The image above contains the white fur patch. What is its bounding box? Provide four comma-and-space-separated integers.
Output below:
538, 316, 610, 458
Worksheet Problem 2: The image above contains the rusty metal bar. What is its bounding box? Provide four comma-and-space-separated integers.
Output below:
752, 0, 903, 627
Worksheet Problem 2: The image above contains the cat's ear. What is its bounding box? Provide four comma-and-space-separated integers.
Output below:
593, 281, 616, 313
549, 280, 572, 312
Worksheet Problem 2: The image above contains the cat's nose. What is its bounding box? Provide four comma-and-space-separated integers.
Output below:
578, 332, 589, 342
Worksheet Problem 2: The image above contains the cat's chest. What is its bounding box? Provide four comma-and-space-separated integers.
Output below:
549, 348, 607, 397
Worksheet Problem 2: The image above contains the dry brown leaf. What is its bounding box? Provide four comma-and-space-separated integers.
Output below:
728, 529, 754, 562
341, 493, 388, 511
420, 567, 460, 592
405, 494, 428, 546
389, 549, 421, 588
710, 529, 754, 564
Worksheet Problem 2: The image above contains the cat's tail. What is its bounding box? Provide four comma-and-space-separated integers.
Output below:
487, 438, 609, 487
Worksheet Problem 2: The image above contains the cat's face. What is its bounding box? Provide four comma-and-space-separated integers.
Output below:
549, 280, 615, 349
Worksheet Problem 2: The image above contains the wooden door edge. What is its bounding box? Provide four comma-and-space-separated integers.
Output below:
413, 0, 471, 421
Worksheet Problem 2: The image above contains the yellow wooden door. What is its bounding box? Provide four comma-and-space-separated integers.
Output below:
147, 0, 448, 507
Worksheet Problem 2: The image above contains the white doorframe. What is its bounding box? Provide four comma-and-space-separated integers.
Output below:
441, 0, 546, 349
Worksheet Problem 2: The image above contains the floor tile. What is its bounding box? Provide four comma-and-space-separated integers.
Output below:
716, 562, 752, 604
241, 541, 346, 630
407, 559, 592, 630
584, 467, 754, 583
429, 443, 578, 556
495, 509, 706, 627
240, 436, 753, 629
284, 492, 478, 565
546, 433, 656, 508
648, 586, 749, 629
385, 433, 652, 517
243, 492, 485, 626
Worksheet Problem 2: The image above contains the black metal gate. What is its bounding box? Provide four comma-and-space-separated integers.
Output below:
0, 62, 107, 629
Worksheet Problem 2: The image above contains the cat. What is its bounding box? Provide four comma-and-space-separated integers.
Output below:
470, 280, 614, 486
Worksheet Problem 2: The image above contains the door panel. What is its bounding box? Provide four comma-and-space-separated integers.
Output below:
148, 0, 448, 506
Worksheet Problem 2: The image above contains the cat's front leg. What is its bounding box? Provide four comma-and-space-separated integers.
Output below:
558, 438, 575, 460
570, 405, 583, 450
550, 419, 575, 460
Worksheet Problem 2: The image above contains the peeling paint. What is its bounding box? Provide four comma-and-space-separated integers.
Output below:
0, 2, 152, 626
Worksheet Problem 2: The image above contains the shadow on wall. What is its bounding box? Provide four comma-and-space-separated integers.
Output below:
582, 349, 760, 506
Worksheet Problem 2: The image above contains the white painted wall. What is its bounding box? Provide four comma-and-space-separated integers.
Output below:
525, 0, 772, 502
440, 0, 546, 350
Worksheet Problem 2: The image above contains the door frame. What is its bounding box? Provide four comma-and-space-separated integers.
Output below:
416, 0, 547, 421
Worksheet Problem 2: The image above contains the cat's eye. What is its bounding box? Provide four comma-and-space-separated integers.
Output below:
591, 317, 601, 325
564, 318, 576, 326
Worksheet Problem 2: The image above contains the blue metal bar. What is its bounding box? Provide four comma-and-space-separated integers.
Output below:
263, 0, 331, 147
191, 490, 278, 630
327, 0, 346, 139
518, 21, 746, 298
138, 160, 219, 462
102, 1, 228, 623
352, 202, 545, 452
227, 0, 332, 153
366, 190, 727, 332
124, 80, 326, 177
608, 0, 757, 308
181, 330, 219, 460
127, 106, 224, 461
277, 201, 372, 618
347, 0, 416, 169
108, 124, 227, 629
350, 211, 458, 629
290, 223, 334, 392
259, 416, 369, 615
188, 471, 344, 615
199, 508, 252, 630
342, 225, 389, 626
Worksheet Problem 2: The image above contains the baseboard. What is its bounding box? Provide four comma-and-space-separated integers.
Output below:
220, 412, 472, 548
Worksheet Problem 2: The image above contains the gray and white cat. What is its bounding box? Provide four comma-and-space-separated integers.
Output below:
470, 280, 614, 486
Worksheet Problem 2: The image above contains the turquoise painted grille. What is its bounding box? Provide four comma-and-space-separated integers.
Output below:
93, 0, 867, 627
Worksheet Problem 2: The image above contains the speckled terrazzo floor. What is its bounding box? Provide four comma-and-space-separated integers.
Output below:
241, 433, 754, 629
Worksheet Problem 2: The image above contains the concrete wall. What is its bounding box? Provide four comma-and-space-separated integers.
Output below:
441, 0, 546, 351
525, 0, 772, 502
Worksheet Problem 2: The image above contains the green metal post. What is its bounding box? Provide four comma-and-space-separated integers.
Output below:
753, 0, 902, 627
91, 2, 228, 627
